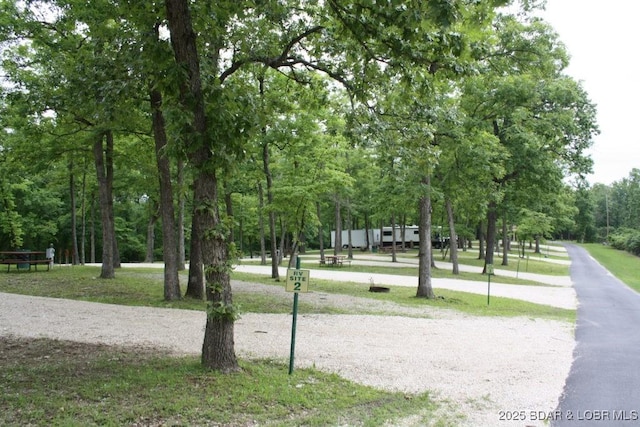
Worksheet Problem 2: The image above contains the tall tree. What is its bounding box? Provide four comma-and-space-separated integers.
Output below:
460, 14, 598, 273
164, 0, 240, 371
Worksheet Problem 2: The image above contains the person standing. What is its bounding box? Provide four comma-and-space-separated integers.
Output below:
45, 244, 55, 268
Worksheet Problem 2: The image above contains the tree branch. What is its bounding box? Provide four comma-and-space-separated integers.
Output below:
219, 26, 325, 83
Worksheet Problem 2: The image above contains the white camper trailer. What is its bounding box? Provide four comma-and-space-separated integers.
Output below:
380, 225, 420, 248
331, 225, 448, 249
330, 229, 375, 249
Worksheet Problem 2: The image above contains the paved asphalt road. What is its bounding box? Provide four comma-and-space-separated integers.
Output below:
553, 244, 640, 426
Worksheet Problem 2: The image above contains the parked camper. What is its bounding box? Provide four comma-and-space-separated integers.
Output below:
380, 225, 421, 248
330, 229, 374, 249
331, 226, 449, 249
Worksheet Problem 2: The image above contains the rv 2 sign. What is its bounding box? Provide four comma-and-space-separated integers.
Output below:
285, 269, 310, 293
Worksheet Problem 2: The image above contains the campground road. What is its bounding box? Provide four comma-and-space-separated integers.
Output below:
553, 244, 640, 426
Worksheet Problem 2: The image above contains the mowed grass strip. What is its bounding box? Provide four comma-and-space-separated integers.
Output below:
0, 336, 437, 427
580, 243, 640, 293
0, 266, 574, 321
232, 272, 575, 322
257, 245, 569, 277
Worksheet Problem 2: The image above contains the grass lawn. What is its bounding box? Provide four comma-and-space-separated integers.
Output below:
0, 336, 438, 427
0, 264, 575, 321
232, 271, 575, 322
580, 243, 640, 293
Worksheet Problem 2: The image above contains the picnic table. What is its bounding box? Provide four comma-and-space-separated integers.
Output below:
319, 255, 351, 267
0, 251, 51, 272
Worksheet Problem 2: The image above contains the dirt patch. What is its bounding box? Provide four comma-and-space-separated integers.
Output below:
0, 335, 166, 367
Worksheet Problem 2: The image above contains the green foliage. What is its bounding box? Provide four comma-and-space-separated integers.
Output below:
609, 228, 640, 256
0, 175, 65, 250
204, 257, 234, 277
516, 208, 553, 241
573, 181, 598, 243
626, 233, 640, 256
206, 301, 241, 321
0, 0, 608, 328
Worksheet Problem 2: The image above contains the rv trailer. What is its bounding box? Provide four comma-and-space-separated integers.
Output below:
331, 226, 449, 249
330, 229, 375, 249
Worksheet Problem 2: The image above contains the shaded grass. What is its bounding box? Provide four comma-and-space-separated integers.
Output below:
451, 251, 569, 276
0, 266, 343, 315
233, 272, 575, 323
295, 260, 557, 287
580, 243, 640, 292
0, 265, 574, 321
0, 336, 437, 427
0, 266, 205, 310
266, 245, 569, 277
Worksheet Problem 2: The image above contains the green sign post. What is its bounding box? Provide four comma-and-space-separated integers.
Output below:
486, 264, 494, 305
286, 256, 310, 375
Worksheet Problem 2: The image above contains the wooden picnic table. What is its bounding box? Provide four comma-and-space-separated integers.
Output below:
0, 251, 51, 272
320, 255, 351, 267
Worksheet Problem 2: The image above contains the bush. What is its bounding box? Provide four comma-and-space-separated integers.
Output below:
626, 231, 640, 256
609, 228, 640, 255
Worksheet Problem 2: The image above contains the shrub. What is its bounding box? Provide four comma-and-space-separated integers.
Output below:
609, 228, 640, 255
626, 231, 640, 256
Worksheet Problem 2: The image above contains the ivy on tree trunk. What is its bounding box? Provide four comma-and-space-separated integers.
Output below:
165, 0, 238, 372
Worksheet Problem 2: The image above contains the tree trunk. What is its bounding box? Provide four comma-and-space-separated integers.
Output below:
390, 214, 397, 263
258, 182, 267, 265
185, 217, 204, 299
113, 237, 121, 268
346, 205, 353, 259
144, 202, 157, 263
400, 215, 406, 252
165, 0, 238, 371
262, 143, 279, 278
224, 186, 234, 244
80, 167, 87, 264
258, 76, 279, 279
90, 194, 96, 263
238, 201, 244, 255
150, 86, 181, 300
416, 176, 435, 298
92, 131, 115, 279
287, 209, 306, 269
317, 201, 325, 263
477, 221, 485, 260
177, 158, 186, 270
445, 198, 459, 275
333, 197, 342, 254
108, 130, 120, 270
278, 218, 286, 264
364, 213, 371, 251
483, 201, 498, 274
195, 171, 238, 371
68, 160, 79, 265
501, 210, 509, 266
